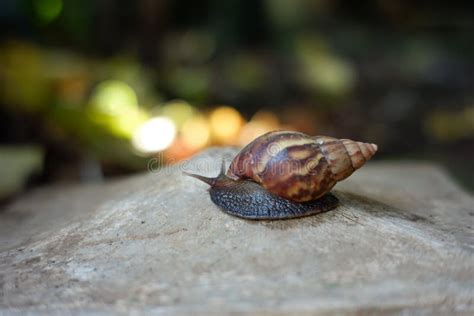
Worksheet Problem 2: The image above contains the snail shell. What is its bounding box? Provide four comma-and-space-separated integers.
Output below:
185, 131, 377, 219
227, 131, 378, 202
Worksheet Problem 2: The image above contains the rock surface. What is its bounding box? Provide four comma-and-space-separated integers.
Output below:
0, 148, 473, 315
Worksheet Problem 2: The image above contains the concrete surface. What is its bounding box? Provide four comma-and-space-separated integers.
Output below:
0, 148, 473, 315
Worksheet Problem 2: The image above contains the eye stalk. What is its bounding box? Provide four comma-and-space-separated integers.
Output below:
183, 159, 227, 187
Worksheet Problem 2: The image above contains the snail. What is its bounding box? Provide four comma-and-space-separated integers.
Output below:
185, 131, 377, 219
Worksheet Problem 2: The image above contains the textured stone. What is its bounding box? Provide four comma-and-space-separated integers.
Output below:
0, 148, 473, 315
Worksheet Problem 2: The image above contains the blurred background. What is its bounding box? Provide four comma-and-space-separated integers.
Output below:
0, 0, 473, 201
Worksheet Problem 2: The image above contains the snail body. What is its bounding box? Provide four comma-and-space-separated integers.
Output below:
186, 131, 377, 219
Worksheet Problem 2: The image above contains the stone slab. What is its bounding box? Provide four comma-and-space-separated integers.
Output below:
0, 148, 473, 315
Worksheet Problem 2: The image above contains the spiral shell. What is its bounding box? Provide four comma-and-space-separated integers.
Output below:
227, 131, 377, 202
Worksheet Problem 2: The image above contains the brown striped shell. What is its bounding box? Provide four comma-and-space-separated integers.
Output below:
227, 131, 378, 202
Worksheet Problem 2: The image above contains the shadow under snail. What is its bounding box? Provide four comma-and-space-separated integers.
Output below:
185, 131, 378, 219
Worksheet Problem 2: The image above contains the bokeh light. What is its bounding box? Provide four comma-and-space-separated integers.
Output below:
181, 114, 211, 150
162, 100, 195, 129
209, 106, 244, 144
87, 80, 148, 138
0, 41, 49, 112
90, 80, 138, 116
296, 37, 355, 97
132, 117, 176, 154
110, 109, 149, 138
34, 0, 63, 24
424, 106, 474, 142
